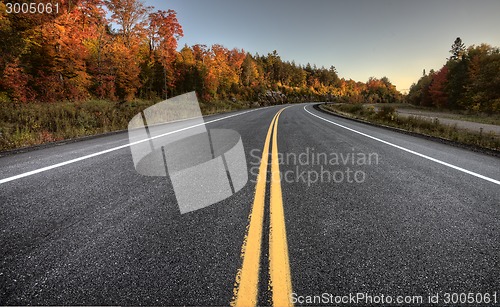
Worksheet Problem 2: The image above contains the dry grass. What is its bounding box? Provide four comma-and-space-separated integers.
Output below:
0, 99, 249, 151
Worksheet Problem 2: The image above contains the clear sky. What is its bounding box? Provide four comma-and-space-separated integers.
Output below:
147, 0, 500, 93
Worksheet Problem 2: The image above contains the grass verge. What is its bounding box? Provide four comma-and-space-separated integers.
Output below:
321, 103, 500, 152
0, 99, 249, 152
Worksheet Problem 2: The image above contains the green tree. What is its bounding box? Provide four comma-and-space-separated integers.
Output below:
407, 72, 433, 106
463, 44, 500, 113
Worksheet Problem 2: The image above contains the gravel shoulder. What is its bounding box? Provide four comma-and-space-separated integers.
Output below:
396, 109, 500, 135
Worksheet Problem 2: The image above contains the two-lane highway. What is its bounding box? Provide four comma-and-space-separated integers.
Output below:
1, 104, 499, 305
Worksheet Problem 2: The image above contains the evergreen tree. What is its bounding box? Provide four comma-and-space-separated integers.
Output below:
449, 37, 466, 61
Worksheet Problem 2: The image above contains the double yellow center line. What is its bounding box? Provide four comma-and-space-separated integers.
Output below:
231, 108, 293, 307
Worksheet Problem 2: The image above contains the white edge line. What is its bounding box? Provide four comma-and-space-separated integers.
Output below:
304, 105, 500, 186
0, 107, 268, 185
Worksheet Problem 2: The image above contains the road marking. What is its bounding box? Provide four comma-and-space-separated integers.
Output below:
232, 107, 293, 307
231, 110, 280, 307
269, 109, 293, 307
304, 105, 500, 186
0, 108, 267, 185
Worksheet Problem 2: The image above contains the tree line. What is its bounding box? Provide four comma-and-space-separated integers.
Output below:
0, 0, 402, 105
407, 37, 500, 114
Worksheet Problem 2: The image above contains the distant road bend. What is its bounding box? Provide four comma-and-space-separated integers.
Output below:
1, 103, 499, 306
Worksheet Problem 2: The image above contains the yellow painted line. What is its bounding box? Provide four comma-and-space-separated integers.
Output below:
269, 108, 293, 307
231, 110, 281, 307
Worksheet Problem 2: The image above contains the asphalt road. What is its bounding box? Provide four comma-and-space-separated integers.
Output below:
1, 104, 499, 306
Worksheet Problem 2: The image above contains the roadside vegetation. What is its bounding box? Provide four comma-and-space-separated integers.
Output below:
320, 38, 500, 152
366, 103, 500, 126
321, 103, 500, 151
0, 0, 402, 151
407, 38, 500, 115
0, 99, 249, 151
1, 1, 498, 154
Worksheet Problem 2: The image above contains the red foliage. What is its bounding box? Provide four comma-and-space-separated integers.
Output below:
429, 66, 449, 108
1, 59, 34, 103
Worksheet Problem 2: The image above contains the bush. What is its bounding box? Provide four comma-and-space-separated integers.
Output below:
376, 105, 396, 121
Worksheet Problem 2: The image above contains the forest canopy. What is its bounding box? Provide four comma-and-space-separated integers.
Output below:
0, 0, 402, 105
407, 37, 500, 114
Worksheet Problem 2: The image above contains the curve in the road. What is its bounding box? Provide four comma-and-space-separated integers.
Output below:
305, 105, 500, 186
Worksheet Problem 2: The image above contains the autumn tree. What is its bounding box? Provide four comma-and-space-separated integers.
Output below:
289, 62, 306, 88
81, 0, 117, 100
241, 54, 261, 87
462, 44, 500, 113
428, 66, 448, 108
104, 0, 149, 100
362, 76, 401, 104
173, 45, 203, 96
407, 72, 433, 106
105, 0, 149, 47
145, 9, 183, 98
1, 0, 410, 106
1, 59, 33, 103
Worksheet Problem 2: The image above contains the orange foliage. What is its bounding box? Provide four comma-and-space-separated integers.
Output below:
0, 1, 402, 104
